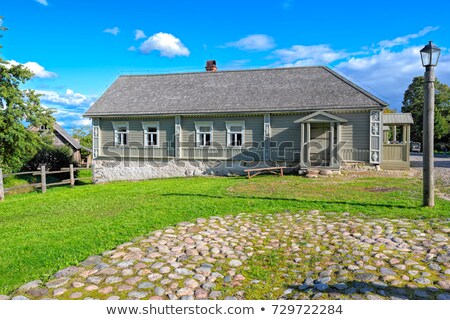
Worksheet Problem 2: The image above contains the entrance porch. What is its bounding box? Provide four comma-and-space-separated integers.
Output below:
296, 111, 348, 169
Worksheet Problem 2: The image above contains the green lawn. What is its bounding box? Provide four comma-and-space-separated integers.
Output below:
0, 174, 449, 295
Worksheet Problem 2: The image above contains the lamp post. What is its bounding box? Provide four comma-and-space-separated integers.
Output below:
420, 41, 441, 207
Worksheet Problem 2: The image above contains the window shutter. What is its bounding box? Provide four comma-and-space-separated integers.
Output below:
92, 119, 99, 159
369, 110, 382, 164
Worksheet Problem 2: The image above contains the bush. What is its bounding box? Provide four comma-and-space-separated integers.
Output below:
435, 143, 449, 153
23, 145, 76, 171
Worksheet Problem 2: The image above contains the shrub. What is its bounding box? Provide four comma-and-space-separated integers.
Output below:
23, 145, 76, 171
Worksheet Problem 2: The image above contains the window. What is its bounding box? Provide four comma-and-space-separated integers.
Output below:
146, 127, 158, 146
195, 122, 213, 147
115, 127, 128, 146
113, 122, 129, 147
227, 121, 245, 147
142, 122, 159, 147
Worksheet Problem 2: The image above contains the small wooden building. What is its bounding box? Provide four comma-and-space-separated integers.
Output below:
381, 113, 414, 170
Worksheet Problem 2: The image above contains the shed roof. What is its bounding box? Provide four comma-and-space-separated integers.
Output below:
54, 123, 82, 150
84, 66, 387, 117
383, 113, 414, 125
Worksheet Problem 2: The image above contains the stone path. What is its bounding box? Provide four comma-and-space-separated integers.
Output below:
3, 211, 450, 300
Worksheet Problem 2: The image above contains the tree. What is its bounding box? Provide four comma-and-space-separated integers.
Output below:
401, 76, 450, 143
383, 107, 396, 114
0, 23, 55, 172
71, 125, 92, 158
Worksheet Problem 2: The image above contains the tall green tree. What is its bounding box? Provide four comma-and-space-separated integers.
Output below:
71, 125, 92, 158
401, 76, 450, 143
0, 23, 55, 172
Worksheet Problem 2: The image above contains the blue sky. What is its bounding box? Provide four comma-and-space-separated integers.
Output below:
1, 0, 450, 130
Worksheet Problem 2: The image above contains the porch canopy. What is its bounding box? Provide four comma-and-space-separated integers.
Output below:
295, 110, 347, 169
383, 113, 414, 143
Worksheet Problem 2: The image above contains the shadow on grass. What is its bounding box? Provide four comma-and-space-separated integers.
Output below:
283, 280, 449, 300
161, 193, 417, 210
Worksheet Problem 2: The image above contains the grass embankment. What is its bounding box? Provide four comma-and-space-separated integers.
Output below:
0, 174, 449, 294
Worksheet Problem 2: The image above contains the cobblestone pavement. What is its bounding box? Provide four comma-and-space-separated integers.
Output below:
3, 211, 450, 300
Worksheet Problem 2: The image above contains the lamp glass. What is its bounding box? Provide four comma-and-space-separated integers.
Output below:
420, 41, 441, 67
420, 51, 430, 66
431, 48, 441, 66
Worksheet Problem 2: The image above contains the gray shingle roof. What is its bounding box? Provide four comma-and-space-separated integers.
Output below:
383, 113, 414, 125
54, 123, 82, 150
84, 66, 387, 117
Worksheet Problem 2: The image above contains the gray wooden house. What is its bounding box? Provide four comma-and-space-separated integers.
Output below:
84, 66, 389, 182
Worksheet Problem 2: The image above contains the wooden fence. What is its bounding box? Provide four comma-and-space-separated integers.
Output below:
0, 165, 92, 201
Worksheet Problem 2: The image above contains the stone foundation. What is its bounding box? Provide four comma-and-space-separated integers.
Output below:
93, 159, 295, 183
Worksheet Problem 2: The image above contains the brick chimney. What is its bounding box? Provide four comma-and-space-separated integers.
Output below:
205, 60, 217, 72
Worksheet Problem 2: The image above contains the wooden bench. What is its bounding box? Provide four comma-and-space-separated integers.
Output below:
244, 166, 286, 179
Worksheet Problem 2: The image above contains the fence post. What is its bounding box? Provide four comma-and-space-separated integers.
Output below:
0, 168, 4, 201
69, 164, 75, 187
41, 165, 47, 193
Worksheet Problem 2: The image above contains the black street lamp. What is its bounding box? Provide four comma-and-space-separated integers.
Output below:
420, 41, 441, 207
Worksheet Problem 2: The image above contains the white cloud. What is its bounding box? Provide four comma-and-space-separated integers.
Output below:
72, 118, 91, 126
103, 27, 120, 36
335, 46, 450, 108
38, 89, 97, 130
268, 27, 448, 109
0, 18, 3, 27
378, 26, 439, 49
134, 29, 146, 40
6, 60, 57, 78
139, 32, 190, 57
272, 44, 350, 66
54, 109, 91, 130
37, 88, 96, 107
35, 0, 48, 6
224, 34, 275, 51
127, 46, 137, 52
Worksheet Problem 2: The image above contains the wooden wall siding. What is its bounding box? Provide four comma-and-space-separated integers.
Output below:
54, 133, 66, 147
271, 115, 301, 150
96, 111, 373, 164
180, 116, 264, 149
338, 112, 370, 162
99, 118, 175, 157
341, 149, 370, 162
382, 144, 408, 161
381, 143, 410, 170
339, 112, 370, 149
180, 147, 264, 161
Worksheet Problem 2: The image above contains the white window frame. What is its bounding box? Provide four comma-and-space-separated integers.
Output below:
142, 121, 160, 147
112, 122, 129, 147
195, 121, 213, 147
226, 121, 245, 147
